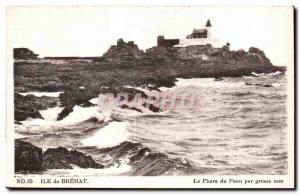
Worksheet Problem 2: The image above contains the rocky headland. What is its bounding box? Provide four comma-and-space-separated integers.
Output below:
14, 39, 284, 122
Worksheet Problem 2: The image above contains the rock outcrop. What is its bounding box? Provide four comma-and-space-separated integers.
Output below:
15, 140, 43, 173
15, 140, 104, 173
91, 141, 195, 176
144, 44, 279, 78
57, 106, 73, 121
42, 147, 104, 169
102, 39, 144, 65
14, 48, 39, 59
14, 93, 59, 121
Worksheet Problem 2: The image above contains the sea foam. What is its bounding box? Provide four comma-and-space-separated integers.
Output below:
19, 105, 111, 130
19, 91, 63, 97
160, 78, 245, 91
81, 121, 129, 148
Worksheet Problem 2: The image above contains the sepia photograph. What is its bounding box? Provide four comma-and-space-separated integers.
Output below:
6, 6, 294, 189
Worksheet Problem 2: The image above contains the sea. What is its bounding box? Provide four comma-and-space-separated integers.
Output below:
15, 71, 288, 176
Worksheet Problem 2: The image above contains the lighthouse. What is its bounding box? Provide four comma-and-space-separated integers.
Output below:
205, 19, 212, 39
158, 19, 217, 47
178, 19, 214, 46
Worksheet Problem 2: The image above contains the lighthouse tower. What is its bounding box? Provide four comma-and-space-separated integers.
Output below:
205, 19, 212, 39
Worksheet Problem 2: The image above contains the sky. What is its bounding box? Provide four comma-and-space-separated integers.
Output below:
7, 6, 293, 66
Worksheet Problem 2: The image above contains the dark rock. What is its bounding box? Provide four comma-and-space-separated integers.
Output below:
57, 106, 74, 121
79, 101, 95, 107
117, 38, 125, 46
99, 87, 148, 100
59, 88, 95, 108
82, 117, 104, 124
14, 120, 23, 125
98, 87, 161, 113
120, 104, 143, 113
93, 141, 195, 176
14, 48, 39, 59
42, 147, 104, 169
15, 109, 42, 121
144, 44, 279, 77
15, 140, 43, 173
129, 148, 151, 163
15, 140, 105, 173
143, 103, 161, 113
128, 41, 135, 46
214, 77, 224, 81
261, 84, 273, 87
14, 93, 58, 121
245, 83, 273, 87
102, 39, 145, 64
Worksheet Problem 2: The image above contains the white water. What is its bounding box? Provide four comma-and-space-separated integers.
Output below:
81, 121, 129, 148
272, 83, 283, 87
58, 106, 102, 125
19, 91, 63, 97
251, 71, 282, 77
89, 97, 99, 105
160, 78, 245, 91
40, 107, 63, 121
18, 106, 112, 133
15, 75, 287, 176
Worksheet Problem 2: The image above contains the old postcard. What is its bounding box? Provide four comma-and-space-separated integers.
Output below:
6, 6, 294, 189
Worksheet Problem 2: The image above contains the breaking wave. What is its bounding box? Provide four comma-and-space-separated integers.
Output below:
80, 140, 196, 176
19, 91, 63, 97
159, 78, 245, 91
81, 121, 129, 149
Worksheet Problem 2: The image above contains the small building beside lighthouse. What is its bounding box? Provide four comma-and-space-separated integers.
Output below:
186, 29, 208, 39
157, 19, 217, 47
186, 20, 212, 39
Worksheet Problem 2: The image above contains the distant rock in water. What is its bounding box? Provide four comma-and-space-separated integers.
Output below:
15, 140, 104, 173
245, 82, 273, 87
214, 77, 224, 81
82, 117, 104, 124
142, 103, 161, 113
14, 48, 39, 59
121, 104, 143, 113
